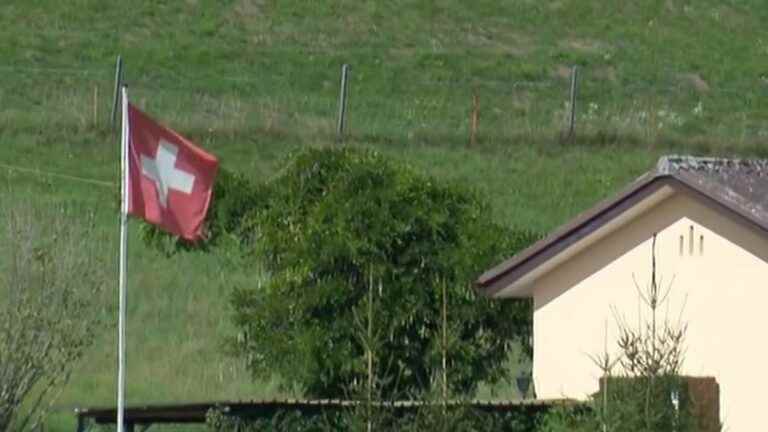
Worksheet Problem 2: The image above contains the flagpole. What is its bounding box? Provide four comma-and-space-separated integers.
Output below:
117, 85, 129, 432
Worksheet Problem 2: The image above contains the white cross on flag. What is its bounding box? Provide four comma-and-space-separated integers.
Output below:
127, 104, 218, 241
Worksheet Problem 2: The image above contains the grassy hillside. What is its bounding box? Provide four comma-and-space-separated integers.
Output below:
4, 0, 768, 152
1, 1, 767, 430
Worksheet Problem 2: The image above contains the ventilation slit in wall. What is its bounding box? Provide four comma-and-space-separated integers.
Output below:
699, 234, 704, 256
679, 235, 684, 256
689, 225, 694, 256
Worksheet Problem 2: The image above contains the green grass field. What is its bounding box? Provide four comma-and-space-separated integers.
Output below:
2, 1, 768, 430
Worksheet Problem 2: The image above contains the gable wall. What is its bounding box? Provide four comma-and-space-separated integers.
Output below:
532, 188, 768, 432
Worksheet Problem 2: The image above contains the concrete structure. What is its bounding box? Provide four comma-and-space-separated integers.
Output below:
477, 156, 768, 431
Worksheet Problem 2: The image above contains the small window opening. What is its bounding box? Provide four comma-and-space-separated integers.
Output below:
679, 235, 684, 256
699, 234, 704, 256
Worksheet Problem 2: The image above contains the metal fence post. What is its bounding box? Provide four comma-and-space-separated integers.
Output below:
111, 55, 124, 130
336, 64, 350, 143
565, 65, 579, 142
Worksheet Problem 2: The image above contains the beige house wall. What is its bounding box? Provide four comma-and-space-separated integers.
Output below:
531, 188, 768, 432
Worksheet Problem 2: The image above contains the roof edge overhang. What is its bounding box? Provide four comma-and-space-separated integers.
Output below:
476, 170, 768, 299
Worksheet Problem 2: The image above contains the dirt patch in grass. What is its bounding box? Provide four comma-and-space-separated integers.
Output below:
678, 72, 711, 93
552, 64, 572, 80
561, 38, 611, 55
594, 66, 618, 82
230, 0, 266, 20
464, 31, 530, 56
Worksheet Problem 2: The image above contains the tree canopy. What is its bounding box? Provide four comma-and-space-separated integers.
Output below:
222, 147, 537, 398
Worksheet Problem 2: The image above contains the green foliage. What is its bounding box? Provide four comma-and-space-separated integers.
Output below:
598, 376, 694, 432
229, 147, 537, 398
141, 167, 266, 253
537, 405, 596, 432
388, 404, 541, 432
9, 1, 768, 430
539, 378, 695, 432
206, 407, 338, 432
205, 404, 544, 432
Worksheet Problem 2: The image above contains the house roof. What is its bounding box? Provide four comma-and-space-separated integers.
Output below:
476, 155, 768, 298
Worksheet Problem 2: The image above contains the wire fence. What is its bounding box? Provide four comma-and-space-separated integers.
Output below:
2, 60, 768, 150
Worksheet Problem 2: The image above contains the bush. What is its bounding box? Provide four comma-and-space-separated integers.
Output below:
206, 407, 337, 432
228, 147, 538, 398
205, 404, 544, 432
0, 203, 109, 431
539, 377, 695, 432
141, 166, 266, 253
596, 375, 694, 432
536, 405, 595, 432
390, 404, 541, 432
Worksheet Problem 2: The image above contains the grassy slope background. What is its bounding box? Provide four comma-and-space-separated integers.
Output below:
1, 1, 767, 430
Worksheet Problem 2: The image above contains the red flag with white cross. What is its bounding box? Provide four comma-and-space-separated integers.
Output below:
126, 104, 218, 241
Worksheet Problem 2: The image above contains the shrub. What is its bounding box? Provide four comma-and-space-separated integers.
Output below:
205, 404, 544, 432
206, 407, 337, 432
141, 166, 266, 253
0, 203, 109, 431
536, 405, 596, 432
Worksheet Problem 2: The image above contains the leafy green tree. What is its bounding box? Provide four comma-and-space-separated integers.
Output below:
227, 147, 536, 398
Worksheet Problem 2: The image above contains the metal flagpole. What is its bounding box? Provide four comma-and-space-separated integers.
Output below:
117, 85, 129, 432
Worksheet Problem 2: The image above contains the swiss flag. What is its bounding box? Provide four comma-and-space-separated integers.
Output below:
127, 104, 218, 241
